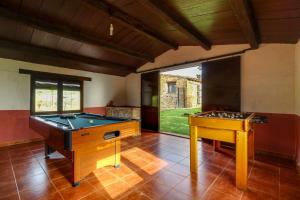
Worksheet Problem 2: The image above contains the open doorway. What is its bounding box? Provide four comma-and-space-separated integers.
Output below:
159, 66, 202, 137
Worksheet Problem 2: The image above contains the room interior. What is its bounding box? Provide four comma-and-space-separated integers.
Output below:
0, 0, 300, 199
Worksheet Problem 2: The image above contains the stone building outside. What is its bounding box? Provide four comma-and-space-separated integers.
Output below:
160, 74, 201, 110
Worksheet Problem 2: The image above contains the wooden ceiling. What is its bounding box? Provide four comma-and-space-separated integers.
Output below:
0, 0, 299, 76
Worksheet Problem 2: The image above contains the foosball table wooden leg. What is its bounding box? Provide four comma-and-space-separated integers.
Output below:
190, 125, 198, 173
248, 129, 255, 162
236, 131, 248, 191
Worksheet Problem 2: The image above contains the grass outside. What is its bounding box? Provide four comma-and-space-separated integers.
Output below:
160, 108, 201, 136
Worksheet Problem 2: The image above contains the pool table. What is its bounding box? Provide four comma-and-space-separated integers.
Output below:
30, 113, 140, 186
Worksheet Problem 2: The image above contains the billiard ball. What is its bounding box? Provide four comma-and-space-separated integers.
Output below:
89, 120, 94, 123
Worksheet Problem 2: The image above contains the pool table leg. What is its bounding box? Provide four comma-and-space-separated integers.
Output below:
114, 140, 121, 168
72, 182, 80, 187
236, 131, 248, 191
44, 144, 50, 159
72, 152, 81, 187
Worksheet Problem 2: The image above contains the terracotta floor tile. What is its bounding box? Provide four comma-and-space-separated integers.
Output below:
14, 165, 45, 180
161, 189, 193, 200
102, 180, 131, 199
166, 163, 190, 177
174, 176, 208, 199
0, 182, 18, 199
280, 184, 300, 200
88, 172, 119, 188
138, 179, 172, 200
141, 162, 168, 175
60, 181, 95, 200
0, 193, 19, 200
107, 164, 135, 179
0, 166, 14, 180
0, 160, 12, 171
249, 167, 279, 185
203, 188, 241, 200
122, 173, 145, 188
157, 152, 185, 163
119, 190, 151, 200
40, 159, 70, 172
199, 163, 224, 176
2, 133, 300, 200
10, 157, 37, 166
51, 174, 73, 191
9, 150, 33, 158
241, 188, 279, 200
80, 190, 109, 200
152, 170, 185, 188
47, 165, 72, 180
189, 171, 217, 188
0, 150, 10, 160
16, 172, 50, 192
247, 177, 279, 197
211, 169, 243, 198
19, 181, 57, 200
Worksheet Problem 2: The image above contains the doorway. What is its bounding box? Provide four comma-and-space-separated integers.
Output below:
159, 66, 202, 136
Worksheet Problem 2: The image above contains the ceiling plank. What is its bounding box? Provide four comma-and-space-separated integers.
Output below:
83, 0, 178, 50
228, 0, 260, 49
0, 38, 135, 75
0, 6, 154, 62
140, 0, 211, 50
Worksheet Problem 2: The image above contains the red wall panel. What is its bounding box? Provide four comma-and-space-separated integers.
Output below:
254, 113, 297, 159
0, 107, 106, 145
0, 109, 298, 160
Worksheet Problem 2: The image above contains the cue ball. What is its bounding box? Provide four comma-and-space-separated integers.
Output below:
89, 120, 94, 123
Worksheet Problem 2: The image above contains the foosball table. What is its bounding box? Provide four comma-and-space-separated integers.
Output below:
189, 111, 266, 190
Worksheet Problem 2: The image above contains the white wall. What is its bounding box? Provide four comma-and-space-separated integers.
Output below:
242, 44, 295, 114
0, 58, 127, 110
125, 73, 141, 107
295, 40, 300, 116
130, 44, 296, 115
295, 40, 300, 165
138, 44, 250, 72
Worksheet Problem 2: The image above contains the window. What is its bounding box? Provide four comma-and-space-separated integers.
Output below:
63, 83, 81, 111
167, 82, 176, 93
31, 78, 82, 114
35, 81, 58, 112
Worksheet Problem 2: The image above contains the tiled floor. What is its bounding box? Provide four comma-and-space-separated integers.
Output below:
0, 132, 300, 200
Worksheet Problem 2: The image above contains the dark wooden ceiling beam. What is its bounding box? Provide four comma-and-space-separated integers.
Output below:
83, 0, 178, 50
0, 6, 154, 62
228, 0, 260, 49
140, 0, 211, 50
0, 39, 135, 75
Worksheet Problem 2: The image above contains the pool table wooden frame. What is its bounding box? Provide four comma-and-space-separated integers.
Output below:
30, 115, 140, 186
189, 111, 255, 190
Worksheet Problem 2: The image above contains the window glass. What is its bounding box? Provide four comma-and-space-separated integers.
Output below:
35, 81, 58, 112
32, 79, 82, 114
63, 83, 81, 111
167, 82, 176, 93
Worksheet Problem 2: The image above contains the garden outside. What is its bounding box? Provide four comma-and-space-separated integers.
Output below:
160, 108, 201, 136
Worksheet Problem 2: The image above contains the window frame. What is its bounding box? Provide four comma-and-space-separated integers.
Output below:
30, 76, 83, 115
167, 82, 177, 94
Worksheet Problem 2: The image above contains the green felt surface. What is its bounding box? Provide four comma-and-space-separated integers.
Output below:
41, 114, 126, 129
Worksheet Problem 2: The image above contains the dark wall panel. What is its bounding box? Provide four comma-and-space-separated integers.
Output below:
141, 71, 159, 131
202, 56, 241, 112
